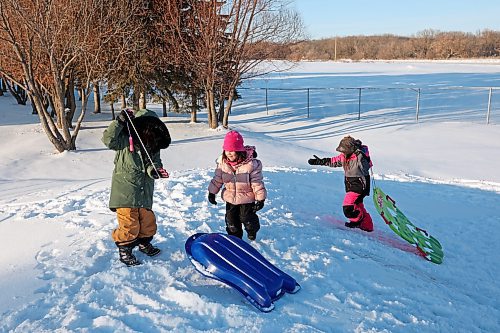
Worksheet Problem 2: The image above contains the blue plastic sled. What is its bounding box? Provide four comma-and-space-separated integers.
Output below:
185, 233, 300, 312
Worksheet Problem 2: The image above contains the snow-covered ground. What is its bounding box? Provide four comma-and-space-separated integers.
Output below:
1, 61, 499, 332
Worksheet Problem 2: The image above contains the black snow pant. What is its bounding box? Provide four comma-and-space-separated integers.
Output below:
225, 202, 260, 239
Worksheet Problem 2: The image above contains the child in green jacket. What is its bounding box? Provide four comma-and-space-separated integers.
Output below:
102, 109, 171, 266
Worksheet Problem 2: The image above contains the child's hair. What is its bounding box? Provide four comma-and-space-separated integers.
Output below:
223, 150, 247, 162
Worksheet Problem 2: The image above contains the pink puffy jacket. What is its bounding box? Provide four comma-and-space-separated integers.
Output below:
208, 146, 267, 205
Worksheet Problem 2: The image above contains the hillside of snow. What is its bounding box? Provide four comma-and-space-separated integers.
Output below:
1, 61, 499, 332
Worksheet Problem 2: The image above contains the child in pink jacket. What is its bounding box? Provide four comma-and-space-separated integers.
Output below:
208, 131, 267, 240
308, 136, 374, 232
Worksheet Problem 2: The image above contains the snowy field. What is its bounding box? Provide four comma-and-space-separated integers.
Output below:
1, 61, 499, 332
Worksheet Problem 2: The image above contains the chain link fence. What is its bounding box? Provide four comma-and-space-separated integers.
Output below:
234, 87, 500, 124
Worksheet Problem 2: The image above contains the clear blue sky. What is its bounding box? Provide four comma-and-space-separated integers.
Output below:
293, 0, 500, 39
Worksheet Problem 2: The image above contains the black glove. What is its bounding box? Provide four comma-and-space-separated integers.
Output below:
117, 109, 135, 124
308, 155, 330, 166
208, 193, 217, 205
253, 200, 265, 212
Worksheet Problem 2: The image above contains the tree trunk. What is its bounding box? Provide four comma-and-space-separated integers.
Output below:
132, 92, 139, 110
121, 94, 127, 109
54, 101, 71, 139
222, 90, 235, 129
139, 91, 147, 109
110, 103, 116, 120
65, 78, 76, 128
206, 94, 212, 126
29, 95, 37, 114
49, 58, 71, 139
217, 98, 225, 124
190, 92, 197, 123
29, 89, 67, 153
93, 83, 101, 114
162, 100, 167, 117
70, 87, 90, 151
18, 85, 27, 104
165, 89, 179, 113
6, 81, 27, 105
206, 89, 217, 129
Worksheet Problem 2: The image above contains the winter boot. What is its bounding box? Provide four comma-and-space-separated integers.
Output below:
345, 217, 374, 232
247, 232, 257, 241
138, 243, 161, 257
359, 213, 374, 232
118, 245, 141, 266
344, 221, 361, 229
345, 218, 373, 232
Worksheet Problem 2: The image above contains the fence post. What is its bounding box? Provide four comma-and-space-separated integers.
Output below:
487, 88, 492, 124
265, 88, 268, 115
416, 88, 421, 123
358, 88, 362, 120
307, 88, 310, 118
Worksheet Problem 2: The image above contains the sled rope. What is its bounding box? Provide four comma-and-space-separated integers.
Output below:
124, 111, 185, 220
370, 165, 377, 189
124, 111, 162, 179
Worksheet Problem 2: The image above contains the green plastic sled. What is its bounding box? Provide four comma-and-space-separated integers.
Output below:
372, 187, 444, 264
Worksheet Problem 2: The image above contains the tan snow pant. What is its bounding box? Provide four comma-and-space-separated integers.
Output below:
112, 208, 157, 245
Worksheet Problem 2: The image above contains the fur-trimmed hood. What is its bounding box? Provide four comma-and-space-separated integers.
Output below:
130, 110, 171, 153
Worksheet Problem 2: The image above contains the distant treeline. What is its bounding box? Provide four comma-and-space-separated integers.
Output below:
274, 29, 500, 60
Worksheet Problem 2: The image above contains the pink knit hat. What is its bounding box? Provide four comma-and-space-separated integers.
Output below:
223, 131, 245, 152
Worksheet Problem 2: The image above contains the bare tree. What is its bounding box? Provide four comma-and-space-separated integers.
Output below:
0, 0, 142, 152
219, 0, 304, 128
157, 0, 303, 129
157, 0, 225, 127
282, 29, 500, 61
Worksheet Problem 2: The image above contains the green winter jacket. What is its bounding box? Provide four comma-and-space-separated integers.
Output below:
102, 109, 163, 210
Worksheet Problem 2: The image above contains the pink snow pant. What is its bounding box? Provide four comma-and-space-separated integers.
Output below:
343, 192, 373, 231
